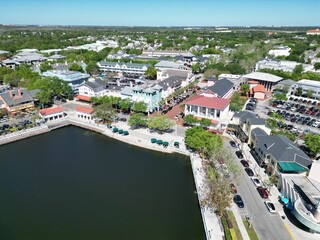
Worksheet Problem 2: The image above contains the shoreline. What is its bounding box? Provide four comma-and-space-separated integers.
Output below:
0, 117, 221, 240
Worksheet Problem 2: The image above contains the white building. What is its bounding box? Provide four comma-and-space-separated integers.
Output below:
242, 72, 283, 90
39, 106, 67, 122
290, 79, 320, 101
78, 79, 108, 98
184, 93, 230, 127
97, 61, 150, 76
268, 46, 291, 57
306, 29, 320, 35
255, 59, 314, 73
42, 70, 90, 93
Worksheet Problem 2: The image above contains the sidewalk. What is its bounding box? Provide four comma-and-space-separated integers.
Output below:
190, 153, 224, 240
230, 203, 250, 240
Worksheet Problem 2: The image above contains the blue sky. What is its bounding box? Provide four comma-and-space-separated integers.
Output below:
1, 0, 319, 26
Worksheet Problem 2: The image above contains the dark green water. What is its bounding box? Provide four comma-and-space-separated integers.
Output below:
0, 126, 205, 240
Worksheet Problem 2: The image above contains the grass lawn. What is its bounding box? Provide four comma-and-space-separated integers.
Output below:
227, 211, 243, 240
242, 219, 259, 240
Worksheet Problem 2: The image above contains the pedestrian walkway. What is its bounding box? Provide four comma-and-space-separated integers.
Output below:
230, 203, 250, 240
190, 153, 224, 240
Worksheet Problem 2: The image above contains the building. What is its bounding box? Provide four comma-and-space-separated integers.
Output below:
39, 106, 66, 122
184, 93, 230, 127
268, 46, 291, 57
131, 85, 163, 112
230, 111, 271, 143
1, 50, 47, 69
0, 89, 39, 113
97, 61, 150, 76
206, 78, 234, 99
218, 74, 243, 89
78, 79, 108, 99
42, 70, 90, 93
242, 72, 283, 90
276, 79, 296, 90
306, 29, 320, 35
48, 54, 66, 61
290, 79, 320, 101
154, 60, 185, 71
252, 133, 312, 174
248, 83, 271, 100
279, 166, 320, 233
142, 50, 189, 57
75, 106, 94, 123
255, 59, 314, 73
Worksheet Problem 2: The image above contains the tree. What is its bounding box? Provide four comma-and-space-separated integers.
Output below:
86, 61, 99, 74
183, 114, 198, 126
185, 126, 222, 157
229, 92, 246, 112
68, 63, 84, 73
314, 62, 320, 70
293, 64, 303, 76
304, 133, 320, 156
192, 63, 201, 74
118, 98, 132, 112
202, 164, 233, 216
274, 93, 288, 101
132, 101, 147, 113
93, 103, 116, 123
295, 87, 303, 96
200, 118, 211, 128
147, 115, 174, 132
240, 83, 250, 96
306, 89, 314, 99
145, 66, 157, 80
263, 175, 278, 192
40, 62, 53, 73
36, 90, 51, 106
128, 113, 147, 129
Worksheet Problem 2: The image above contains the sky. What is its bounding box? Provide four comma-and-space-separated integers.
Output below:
1, 0, 319, 27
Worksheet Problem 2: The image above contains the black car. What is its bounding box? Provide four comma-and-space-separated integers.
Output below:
119, 118, 127, 122
229, 141, 237, 148
240, 160, 249, 167
234, 195, 244, 208
2, 124, 10, 129
245, 167, 254, 176
235, 151, 244, 159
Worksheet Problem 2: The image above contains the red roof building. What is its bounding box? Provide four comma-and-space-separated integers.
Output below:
76, 95, 91, 102
249, 84, 271, 100
306, 29, 320, 35
184, 95, 230, 126
75, 106, 94, 114
39, 106, 64, 116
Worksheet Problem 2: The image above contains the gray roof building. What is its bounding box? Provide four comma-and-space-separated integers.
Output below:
0, 89, 39, 107
208, 78, 234, 98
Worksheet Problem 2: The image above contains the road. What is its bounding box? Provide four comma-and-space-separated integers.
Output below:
224, 139, 292, 240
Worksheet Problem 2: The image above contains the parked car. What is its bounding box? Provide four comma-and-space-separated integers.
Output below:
230, 183, 237, 194
235, 151, 244, 159
264, 201, 276, 213
245, 167, 254, 176
240, 160, 249, 168
119, 118, 127, 122
257, 187, 268, 198
251, 177, 262, 187
234, 195, 244, 208
229, 141, 237, 148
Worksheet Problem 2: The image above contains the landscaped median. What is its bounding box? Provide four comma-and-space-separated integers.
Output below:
242, 218, 259, 240
221, 211, 243, 240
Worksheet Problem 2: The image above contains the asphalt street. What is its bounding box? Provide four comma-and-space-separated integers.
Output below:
224, 139, 292, 240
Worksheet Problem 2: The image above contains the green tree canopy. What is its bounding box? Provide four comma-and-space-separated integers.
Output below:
200, 118, 211, 128
86, 61, 99, 74
132, 101, 147, 113
40, 62, 53, 73
128, 113, 147, 129
240, 83, 250, 96
145, 66, 157, 80
305, 133, 320, 156
147, 115, 174, 132
93, 103, 116, 123
118, 98, 132, 112
68, 63, 84, 73
183, 114, 198, 126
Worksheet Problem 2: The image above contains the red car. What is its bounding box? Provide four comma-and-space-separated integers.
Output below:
257, 187, 268, 198
230, 183, 237, 194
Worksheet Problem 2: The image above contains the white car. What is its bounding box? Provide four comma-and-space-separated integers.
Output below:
312, 121, 320, 128
265, 201, 277, 213
251, 177, 262, 187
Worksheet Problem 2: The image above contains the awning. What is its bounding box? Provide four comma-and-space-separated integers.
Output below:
174, 141, 180, 146
278, 162, 308, 173
163, 142, 169, 146
112, 128, 118, 132
118, 129, 123, 134
281, 197, 289, 204
151, 138, 157, 143
123, 131, 129, 135
157, 140, 163, 145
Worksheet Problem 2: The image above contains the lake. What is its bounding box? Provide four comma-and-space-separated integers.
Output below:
0, 126, 205, 240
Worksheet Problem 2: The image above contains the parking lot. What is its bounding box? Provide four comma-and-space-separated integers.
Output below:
254, 99, 320, 135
